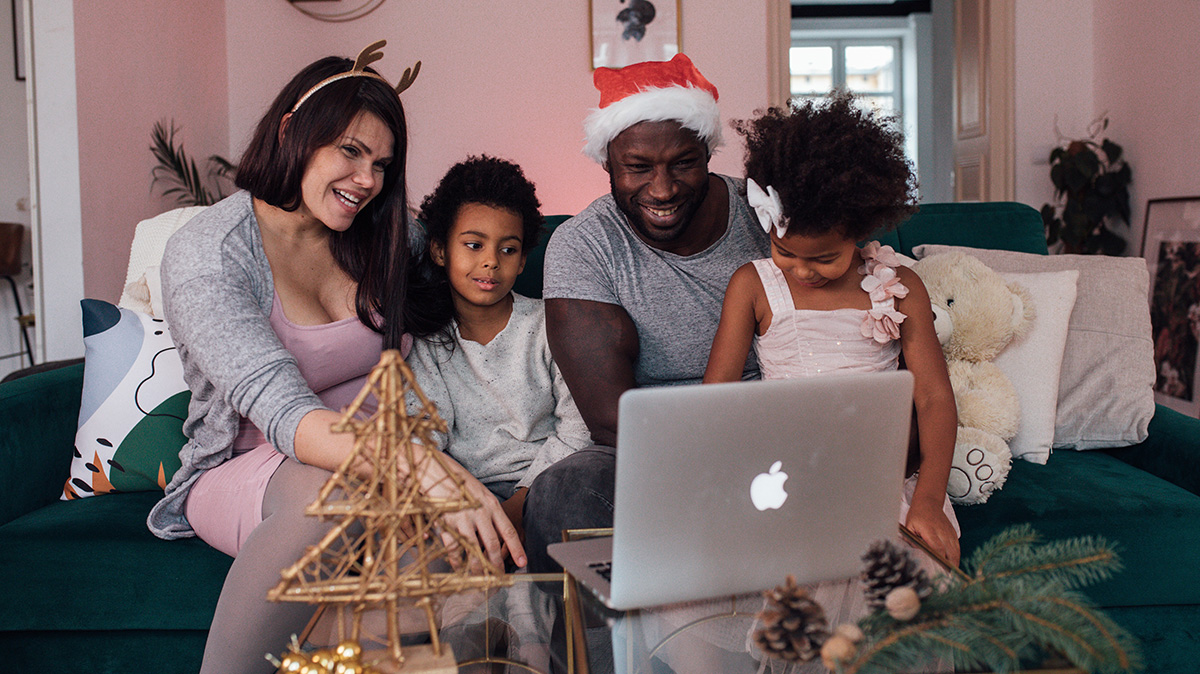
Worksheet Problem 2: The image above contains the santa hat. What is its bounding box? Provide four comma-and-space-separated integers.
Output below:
583, 53, 722, 164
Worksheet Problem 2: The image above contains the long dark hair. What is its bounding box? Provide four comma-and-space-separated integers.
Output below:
236, 56, 412, 349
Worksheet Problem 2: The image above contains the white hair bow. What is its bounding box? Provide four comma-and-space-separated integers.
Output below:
747, 178, 787, 238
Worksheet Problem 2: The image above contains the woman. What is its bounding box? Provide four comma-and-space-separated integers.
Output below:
146, 44, 522, 673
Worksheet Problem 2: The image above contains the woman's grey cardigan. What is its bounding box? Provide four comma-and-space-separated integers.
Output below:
147, 191, 326, 539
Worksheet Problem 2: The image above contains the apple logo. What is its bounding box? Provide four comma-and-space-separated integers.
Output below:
750, 460, 789, 511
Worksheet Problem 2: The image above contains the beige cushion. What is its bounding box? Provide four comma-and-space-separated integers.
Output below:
913, 244, 1155, 450
993, 270, 1078, 463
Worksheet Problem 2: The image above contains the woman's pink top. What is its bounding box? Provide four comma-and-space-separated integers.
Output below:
752, 242, 908, 380
231, 291, 389, 453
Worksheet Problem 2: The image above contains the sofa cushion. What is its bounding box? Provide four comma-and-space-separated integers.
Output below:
913, 245, 1155, 451
0, 492, 229, 632
955, 450, 1200, 609
1, 630, 208, 674
64, 300, 189, 500
991, 269, 1078, 464
511, 214, 567, 299
875, 202, 1049, 258
0, 364, 83, 526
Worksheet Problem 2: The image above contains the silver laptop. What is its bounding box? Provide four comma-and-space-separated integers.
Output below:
548, 370, 913, 610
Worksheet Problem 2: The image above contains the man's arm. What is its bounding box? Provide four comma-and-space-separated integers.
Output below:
545, 297, 639, 447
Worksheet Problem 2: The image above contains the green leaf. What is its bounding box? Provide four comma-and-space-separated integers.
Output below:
149, 119, 237, 207
1102, 138, 1123, 163
1099, 227, 1127, 256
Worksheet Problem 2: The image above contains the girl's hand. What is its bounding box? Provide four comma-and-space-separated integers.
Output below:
501, 487, 528, 544
414, 447, 527, 571
904, 498, 960, 567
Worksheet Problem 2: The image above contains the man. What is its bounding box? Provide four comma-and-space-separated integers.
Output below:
523, 54, 770, 572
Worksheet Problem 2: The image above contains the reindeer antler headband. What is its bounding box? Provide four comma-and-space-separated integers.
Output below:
290, 40, 421, 114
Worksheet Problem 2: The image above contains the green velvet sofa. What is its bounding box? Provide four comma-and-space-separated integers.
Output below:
1, 204, 1197, 673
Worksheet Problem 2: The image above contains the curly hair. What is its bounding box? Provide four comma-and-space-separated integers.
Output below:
734, 90, 917, 242
407, 155, 545, 340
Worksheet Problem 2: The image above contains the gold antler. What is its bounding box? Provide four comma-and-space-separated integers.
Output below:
290, 40, 421, 114
353, 40, 387, 72
395, 61, 421, 95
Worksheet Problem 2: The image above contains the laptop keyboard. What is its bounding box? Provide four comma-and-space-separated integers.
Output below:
588, 560, 613, 581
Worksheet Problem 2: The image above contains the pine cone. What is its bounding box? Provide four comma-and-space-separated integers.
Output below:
753, 575, 829, 662
860, 540, 933, 611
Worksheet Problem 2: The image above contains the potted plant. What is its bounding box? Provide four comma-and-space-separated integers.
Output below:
1040, 117, 1132, 255
150, 120, 236, 207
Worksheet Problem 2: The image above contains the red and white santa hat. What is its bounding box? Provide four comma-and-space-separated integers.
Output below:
583, 53, 722, 164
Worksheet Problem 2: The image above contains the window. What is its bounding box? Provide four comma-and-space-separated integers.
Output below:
791, 38, 902, 121
787, 5, 954, 203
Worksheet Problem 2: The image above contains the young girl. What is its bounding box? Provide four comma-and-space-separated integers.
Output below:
406, 155, 591, 567
704, 92, 961, 565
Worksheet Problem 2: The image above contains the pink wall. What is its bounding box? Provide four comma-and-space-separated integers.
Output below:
1093, 0, 1200, 255
224, 1, 770, 219
1013, 0, 1094, 216
75, 0, 228, 302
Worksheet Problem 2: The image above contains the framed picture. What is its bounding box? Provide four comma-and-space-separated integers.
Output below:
590, 0, 680, 70
1142, 196, 1200, 416
11, 0, 24, 81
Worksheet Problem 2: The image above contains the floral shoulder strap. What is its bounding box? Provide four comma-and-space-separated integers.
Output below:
858, 241, 909, 344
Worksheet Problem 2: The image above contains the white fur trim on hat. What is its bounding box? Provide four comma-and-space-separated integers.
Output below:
583, 86, 723, 164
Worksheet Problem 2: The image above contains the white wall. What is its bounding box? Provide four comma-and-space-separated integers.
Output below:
28, 0, 83, 364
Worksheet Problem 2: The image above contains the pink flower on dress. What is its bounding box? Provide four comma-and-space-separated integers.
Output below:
860, 265, 910, 303
861, 307, 906, 343
858, 241, 903, 276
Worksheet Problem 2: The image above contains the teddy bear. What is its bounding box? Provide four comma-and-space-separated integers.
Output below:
911, 251, 1035, 505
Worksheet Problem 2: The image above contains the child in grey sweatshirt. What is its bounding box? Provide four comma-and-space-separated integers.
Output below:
405, 155, 589, 546
406, 155, 587, 671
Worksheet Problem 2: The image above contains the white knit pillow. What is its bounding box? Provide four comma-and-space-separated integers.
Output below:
119, 206, 207, 316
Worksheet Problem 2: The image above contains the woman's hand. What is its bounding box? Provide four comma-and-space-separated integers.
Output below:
414, 447, 527, 571
904, 497, 960, 567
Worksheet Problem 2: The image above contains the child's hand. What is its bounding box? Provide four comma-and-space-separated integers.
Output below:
414, 448, 527, 571
501, 487, 528, 544
904, 499, 960, 567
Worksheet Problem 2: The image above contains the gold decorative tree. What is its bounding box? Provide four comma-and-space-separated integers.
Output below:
268, 350, 513, 672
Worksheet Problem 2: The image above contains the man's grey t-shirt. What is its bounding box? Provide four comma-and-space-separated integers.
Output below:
543, 174, 771, 387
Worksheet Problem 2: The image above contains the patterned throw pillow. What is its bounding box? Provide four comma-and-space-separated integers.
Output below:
62, 299, 190, 500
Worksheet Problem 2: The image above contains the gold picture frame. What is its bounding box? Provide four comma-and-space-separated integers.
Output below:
589, 0, 681, 70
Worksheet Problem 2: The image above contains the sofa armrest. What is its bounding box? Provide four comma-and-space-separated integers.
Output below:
1104, 403, 1200, 497
0, 363, 83, 526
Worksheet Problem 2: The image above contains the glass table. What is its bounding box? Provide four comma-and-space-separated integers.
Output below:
298, 571, 568, 674
559, 527, 1081, 674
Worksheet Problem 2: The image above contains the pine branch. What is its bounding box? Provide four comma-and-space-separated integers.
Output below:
966, 526, 1122, 591
965, 523, 1041, 573
835, 526, 1141, 674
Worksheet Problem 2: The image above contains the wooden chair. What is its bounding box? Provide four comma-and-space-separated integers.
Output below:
0, 221, 35, 367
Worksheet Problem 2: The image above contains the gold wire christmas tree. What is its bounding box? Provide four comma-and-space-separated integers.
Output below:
268, 350, 513, 671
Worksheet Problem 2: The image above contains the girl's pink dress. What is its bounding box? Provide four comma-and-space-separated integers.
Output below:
751, 243, 959, 535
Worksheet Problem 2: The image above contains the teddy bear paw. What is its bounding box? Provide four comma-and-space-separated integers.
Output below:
946, 426, 1013, 506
